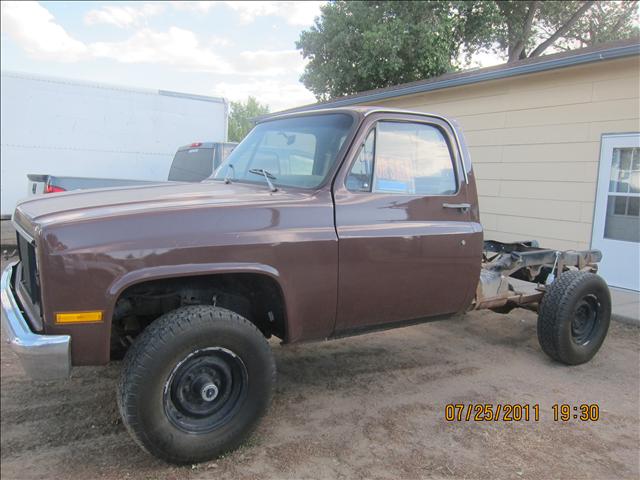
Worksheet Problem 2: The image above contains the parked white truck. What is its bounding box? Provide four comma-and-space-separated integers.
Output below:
0, 71, 229, 217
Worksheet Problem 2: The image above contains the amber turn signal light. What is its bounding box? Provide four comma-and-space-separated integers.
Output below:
55, 311, 103, 324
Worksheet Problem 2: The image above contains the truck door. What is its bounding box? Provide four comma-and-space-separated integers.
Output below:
333, 112, 482, 333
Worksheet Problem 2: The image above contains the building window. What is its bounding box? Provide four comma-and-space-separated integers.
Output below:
604, 147, 639, 242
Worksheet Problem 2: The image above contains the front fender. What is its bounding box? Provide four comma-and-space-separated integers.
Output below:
107, 262, 282, 301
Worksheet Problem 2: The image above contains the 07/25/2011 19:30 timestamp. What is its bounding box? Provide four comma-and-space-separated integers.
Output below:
444, 403, 600, 422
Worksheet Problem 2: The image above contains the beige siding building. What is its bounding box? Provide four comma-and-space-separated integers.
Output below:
277, 40, 640, 291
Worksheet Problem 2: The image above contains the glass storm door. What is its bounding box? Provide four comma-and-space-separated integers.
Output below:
592, 134, 640, 291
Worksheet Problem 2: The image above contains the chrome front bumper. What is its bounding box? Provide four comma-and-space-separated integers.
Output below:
1, 261, 71, 380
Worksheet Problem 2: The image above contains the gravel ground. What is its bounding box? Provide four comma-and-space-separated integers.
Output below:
1, 255, 639, 480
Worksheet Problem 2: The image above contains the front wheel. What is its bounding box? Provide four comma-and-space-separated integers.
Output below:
117, 305, 276, 464
537, 271, 611, 365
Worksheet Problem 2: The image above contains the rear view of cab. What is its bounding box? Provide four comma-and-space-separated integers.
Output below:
168, 142, 238, 182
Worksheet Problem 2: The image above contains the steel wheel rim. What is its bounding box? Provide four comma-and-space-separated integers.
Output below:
571, 294, 600, 346
163, 347, 248, 433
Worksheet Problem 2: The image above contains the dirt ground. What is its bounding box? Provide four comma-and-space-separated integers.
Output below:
1, 256, 639, 480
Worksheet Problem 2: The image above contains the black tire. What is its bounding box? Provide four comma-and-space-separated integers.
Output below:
117, 305, 276, 464
537, 270, 611, 365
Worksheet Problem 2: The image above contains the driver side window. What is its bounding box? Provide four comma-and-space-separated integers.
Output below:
346, 121, 457, 195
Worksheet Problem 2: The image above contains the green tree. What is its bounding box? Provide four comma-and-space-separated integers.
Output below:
228, 97, 270, 142
297, 1, 498, 101
297, 1, 639, 100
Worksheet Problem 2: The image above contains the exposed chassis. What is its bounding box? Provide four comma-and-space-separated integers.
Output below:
474, 240, 602, 312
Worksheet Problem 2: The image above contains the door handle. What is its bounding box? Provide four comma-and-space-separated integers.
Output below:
442, 203, 471, 212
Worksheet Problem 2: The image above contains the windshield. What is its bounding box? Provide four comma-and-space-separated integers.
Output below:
212, 113, 354, 189
168, 147, 215, 181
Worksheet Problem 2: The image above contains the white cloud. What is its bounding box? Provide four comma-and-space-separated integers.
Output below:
224, 1, 324, 26
171, 1, 323, 26
235, 49, 305, 76
205, 34, 232, 48
84, 3, 165, 29
224, 2, 281, 24
284, 1, 324, 26
169, 1, 218, 14
89, 33, 301, 76
214, 79, 315, 111
90, 27, 233, 71
0, 1, 88, 61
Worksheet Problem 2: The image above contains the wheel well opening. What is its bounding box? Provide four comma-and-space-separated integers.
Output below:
110, 273, 287, 359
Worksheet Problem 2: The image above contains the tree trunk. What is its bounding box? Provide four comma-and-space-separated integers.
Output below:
508, 1, 540, 62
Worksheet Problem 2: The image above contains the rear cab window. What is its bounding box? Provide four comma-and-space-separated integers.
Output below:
168, 148, 215, 181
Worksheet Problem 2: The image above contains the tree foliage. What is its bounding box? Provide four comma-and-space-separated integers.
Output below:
297, 1, 497, 101
228, 97, 270, 142
297, 1, 639, 100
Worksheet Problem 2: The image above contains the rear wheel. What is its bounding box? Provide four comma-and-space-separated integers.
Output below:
117, 305, 275, 464
537, 271, 611, 365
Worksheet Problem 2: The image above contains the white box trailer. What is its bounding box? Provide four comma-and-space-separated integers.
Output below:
0, 71, 229, 216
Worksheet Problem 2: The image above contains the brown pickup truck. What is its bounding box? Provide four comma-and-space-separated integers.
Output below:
1, 107, 611, 464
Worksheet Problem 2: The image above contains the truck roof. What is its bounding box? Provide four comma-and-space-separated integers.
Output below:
256, 106, 450, 123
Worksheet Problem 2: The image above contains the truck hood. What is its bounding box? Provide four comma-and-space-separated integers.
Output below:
14, 180, 307, 229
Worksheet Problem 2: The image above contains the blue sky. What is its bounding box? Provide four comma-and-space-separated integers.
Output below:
1, 1, 327, 110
